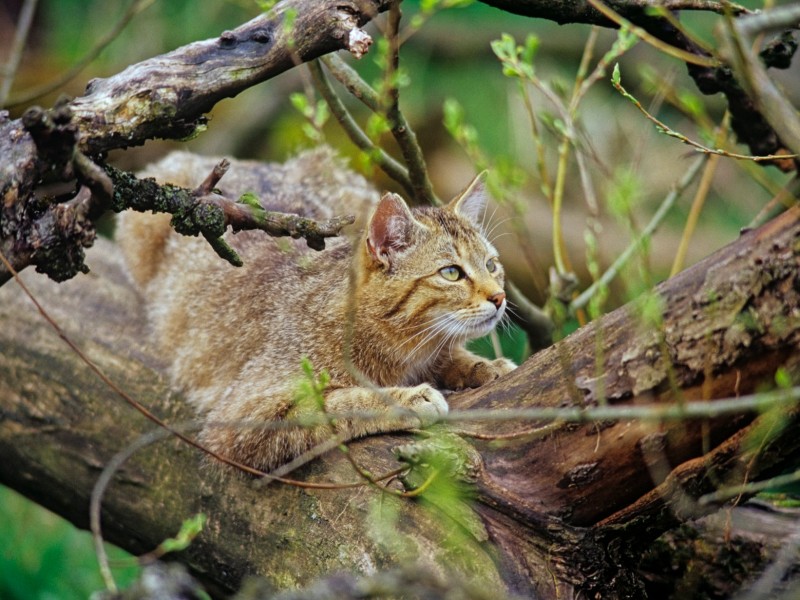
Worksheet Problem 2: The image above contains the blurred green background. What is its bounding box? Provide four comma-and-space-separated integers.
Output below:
0, 485, 138, 599
1, 0, 797, 597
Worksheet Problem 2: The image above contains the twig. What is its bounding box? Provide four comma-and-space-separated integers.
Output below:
587, 0, 718, 67
195, 157, 229, 194
670, 116, 729, 276
571, 153, 708, 312
612, 66, 797, 162
746, 178, 800, 230
445, 386, 800, 426
321, 53, 439, 205
106, 163, 355, 265
0, 0, 38, 106
308, 60, 414, 196
380, 6, 440, 208
700, 464, 800, 506
505, 281, 554, 351
321, 54, 380, 111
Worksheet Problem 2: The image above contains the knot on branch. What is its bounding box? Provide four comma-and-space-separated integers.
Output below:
3, 97, 116, 282
22, 97, 77, 170
28, 189, 97, 282
22, 96, 114, 212
760, 31, 798, 69
170, 200, 226, 239
333, 4, 374, 59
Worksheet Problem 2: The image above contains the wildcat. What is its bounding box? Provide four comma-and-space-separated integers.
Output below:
117, 149, 515, 472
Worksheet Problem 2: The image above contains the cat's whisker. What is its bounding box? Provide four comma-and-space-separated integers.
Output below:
484, 216, 514, 243
448, 323, 469, 361
401, 315, 457, 364
400, 313, 455, 345
396, 312, 452, 334
489, 231, 514, 244
498, 313, 514, 336
434, 327, 460, 365
503, 303, 522, 322
481, 203, 501, 236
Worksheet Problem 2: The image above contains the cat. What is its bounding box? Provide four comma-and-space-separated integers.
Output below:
116, 148, 516, 472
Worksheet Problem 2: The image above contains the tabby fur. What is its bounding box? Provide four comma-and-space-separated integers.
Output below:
117, 149, 515, 471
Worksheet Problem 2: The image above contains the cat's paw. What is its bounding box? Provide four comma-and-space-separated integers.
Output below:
452, 357, 517, 389
396, 384, 449, 427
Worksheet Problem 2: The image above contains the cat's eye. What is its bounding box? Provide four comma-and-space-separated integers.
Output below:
440, 265, 465, 281
486, 258, 498, 273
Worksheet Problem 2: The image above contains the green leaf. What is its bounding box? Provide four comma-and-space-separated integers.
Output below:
522, 34, 539, 64
289, 92, 311, 117
157, 513, 207, 555
612, 63, 621, 86
238, 192, 261, 209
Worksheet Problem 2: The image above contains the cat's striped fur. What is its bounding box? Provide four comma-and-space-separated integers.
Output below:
117, 149, 515, 472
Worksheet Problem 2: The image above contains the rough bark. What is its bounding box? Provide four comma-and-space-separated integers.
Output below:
0, 202, 798, 598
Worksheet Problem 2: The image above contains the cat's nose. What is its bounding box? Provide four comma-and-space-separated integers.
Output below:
488, 291, 506, 310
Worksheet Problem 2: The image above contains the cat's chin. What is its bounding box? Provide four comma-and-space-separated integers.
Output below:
466, 312, 505, 339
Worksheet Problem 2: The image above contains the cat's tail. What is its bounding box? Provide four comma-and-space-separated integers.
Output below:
115, 210, 173, 290
115, 151, 209, 290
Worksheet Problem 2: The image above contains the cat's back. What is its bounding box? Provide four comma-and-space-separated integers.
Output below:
116, 149, 377, 400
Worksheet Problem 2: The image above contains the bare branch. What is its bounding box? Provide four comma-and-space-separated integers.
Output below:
106, 163, 355, 264
475, 0, 750, 23
320, 54, 439, 205
65, 0, 392, 156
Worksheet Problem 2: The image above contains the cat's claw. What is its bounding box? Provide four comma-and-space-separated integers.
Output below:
404, 384, 448, 427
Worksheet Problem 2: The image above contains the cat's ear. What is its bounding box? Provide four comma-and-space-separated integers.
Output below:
447, 171, 488, 227
367, 192, 418, 268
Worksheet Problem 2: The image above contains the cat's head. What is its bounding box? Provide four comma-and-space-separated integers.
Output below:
361, 174, 508, 353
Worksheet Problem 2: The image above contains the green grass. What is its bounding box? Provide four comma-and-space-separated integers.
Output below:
0, 485, 139, 600
468, 321, 530, 365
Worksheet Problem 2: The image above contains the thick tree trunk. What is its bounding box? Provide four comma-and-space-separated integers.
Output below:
0, 200, 797, 598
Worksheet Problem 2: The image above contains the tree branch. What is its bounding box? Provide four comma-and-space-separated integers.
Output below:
107, 162, 355, 265
0, 0, 391, 286
474, 0, 750, 26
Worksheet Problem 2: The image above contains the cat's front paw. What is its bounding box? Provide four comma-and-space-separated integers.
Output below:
451, 357, 517, 389
395, 384, 449, 427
